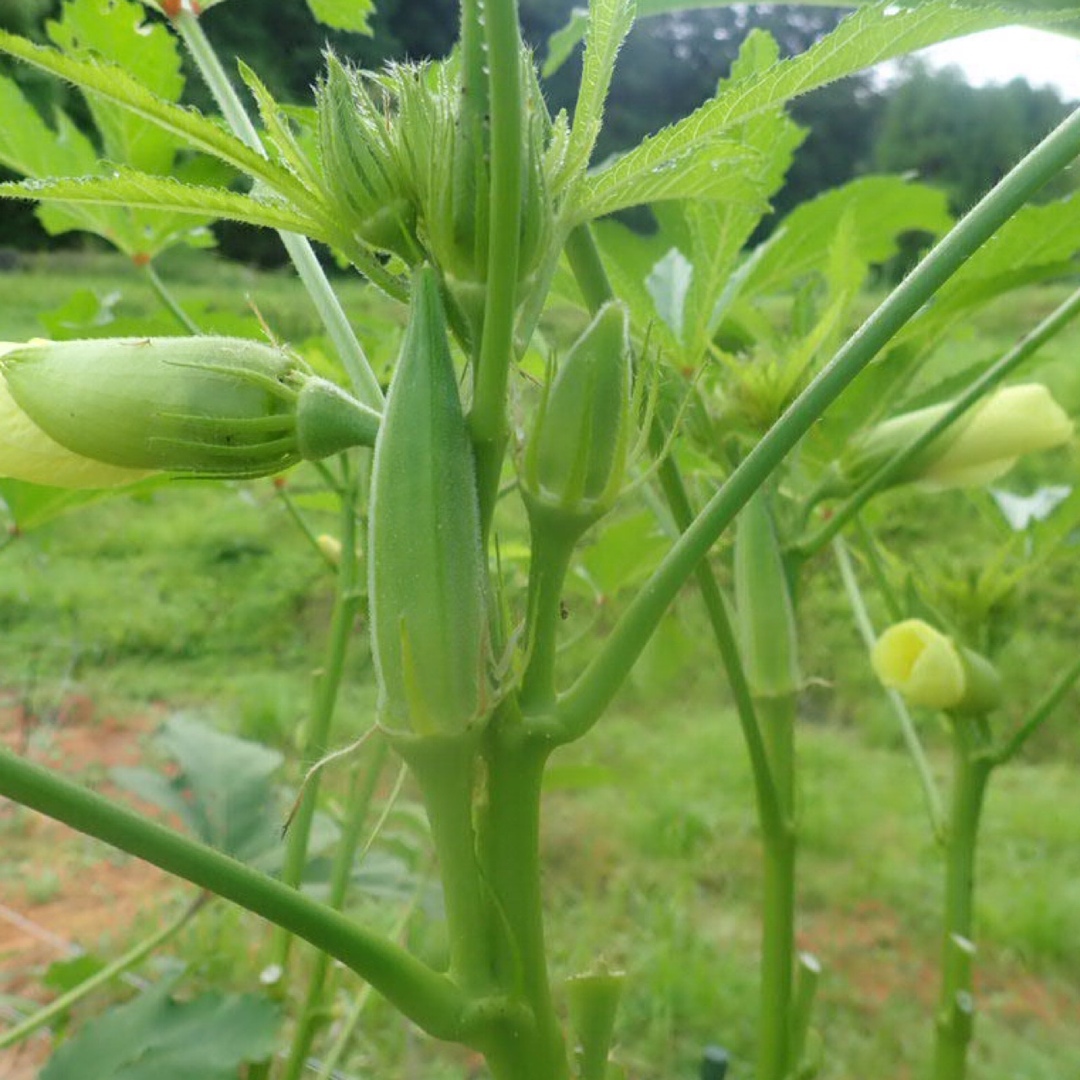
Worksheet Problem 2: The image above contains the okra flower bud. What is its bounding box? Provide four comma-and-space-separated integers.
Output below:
839, 384, 1073, 493
0, 337, 380, 488
317, 55, 419, 262
871, 619, 1002, 714
522, 302, 633, 524
368, 268, 489, 735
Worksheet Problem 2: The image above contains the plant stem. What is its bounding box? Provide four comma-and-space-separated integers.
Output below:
557, 101, 1080, 741
932, 720, 992, 1080
834, 535, 946, 838
142, 260, 201, 334
992, 652, 1080, 766
519, 512, 581, 714
0, 747, 466, 1039
399, 732, 494, 996
274, 462, 362, 970
173, 10, 382, 408
477, 720, 570, 1080
278, 738, 390, 1080
755, 694, 797, 1080
0, 893, 205, 1050
470, 0, 523, 534
797, 281, 1080, 558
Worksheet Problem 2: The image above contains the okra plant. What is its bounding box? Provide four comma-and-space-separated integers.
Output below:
0, 0, 1078, 1078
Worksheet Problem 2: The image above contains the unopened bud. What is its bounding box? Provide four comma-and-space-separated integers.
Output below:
523, 302, 632, 524
840, 384, 1073, 493
0, 337, 380, 488
871, 619, 1002, 714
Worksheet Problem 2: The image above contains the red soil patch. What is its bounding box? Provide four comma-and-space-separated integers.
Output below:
0, 698, 177, 1077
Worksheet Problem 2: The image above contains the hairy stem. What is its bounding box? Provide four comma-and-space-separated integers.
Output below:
470, 0, 523, 534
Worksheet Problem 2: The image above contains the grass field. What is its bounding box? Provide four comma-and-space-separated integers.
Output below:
0, 253, 1078, 1078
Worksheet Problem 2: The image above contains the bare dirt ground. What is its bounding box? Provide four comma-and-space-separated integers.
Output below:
0, 698, 173, 1080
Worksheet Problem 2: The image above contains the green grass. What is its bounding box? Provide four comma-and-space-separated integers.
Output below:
0, 256, 1078, 1078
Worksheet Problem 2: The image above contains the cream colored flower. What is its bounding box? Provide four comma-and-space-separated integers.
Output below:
871, 619, 966, 710
842, 383, 1074, 493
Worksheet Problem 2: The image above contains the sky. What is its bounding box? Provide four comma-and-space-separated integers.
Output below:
912, 27, 1080, 101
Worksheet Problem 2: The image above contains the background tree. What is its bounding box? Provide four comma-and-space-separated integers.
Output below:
872, 60, 1076, 212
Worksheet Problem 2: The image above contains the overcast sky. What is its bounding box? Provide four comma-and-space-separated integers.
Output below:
911, 27, 1080, 101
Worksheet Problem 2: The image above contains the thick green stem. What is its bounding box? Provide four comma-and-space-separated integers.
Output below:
174, 11, 382, 408
274, 464, 362, 970
0, 894, 205, 1050
557, 102, 1080, 742
400, 733, 495, 996
0, 748, 466, 1039
932, 721, 992, 1080
470, 0, 523, 535
755, 694, 798, 1080
279, 739, 390, 1080
477, 722, 570, 1080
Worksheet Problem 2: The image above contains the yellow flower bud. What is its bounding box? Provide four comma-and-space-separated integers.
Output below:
840, 384, 1074, 493
919, 384, 1073, 488
871, 619, 1002, 714
872, 619, 966, 710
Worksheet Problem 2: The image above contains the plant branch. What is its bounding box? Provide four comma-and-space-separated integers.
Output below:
556, 102, 1080, 741
143, 260, 202, 334
991, 652, 1080, 766
470, 0, 523, 531
0, 748, 467, 1040
173, 11, 383, 408
0, 893, 206, 1051
797, 281, 1080, 558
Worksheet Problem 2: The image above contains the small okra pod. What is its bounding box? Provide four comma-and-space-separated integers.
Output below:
368, 267, 489, 735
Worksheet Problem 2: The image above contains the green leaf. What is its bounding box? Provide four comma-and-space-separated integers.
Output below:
40, 981, 280, 1080
664, 30, 806, 362
306, 0, 374, 33
47, 0, 184, 175
582, 2, 1070, 217
544, 0, 1080, 74
581, 510, 670, 596
542, 7, 589, 77
0, 29, 322, 215
237, 60, 322, 192
112, 713, 285, 866
743, 175, 953, 296
0, 478, 162, 531
0, 170, 334, 241
560, 0, 636, 189
575, 138, 765, 221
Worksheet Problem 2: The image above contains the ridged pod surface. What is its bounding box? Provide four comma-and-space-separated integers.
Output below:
368, 268, 488, 734
0, 337, 379, 485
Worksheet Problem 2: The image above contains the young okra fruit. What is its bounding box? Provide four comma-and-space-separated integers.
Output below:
368, 267, 489, 736
0, 336, 380, 488
522, 301, 633, 528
